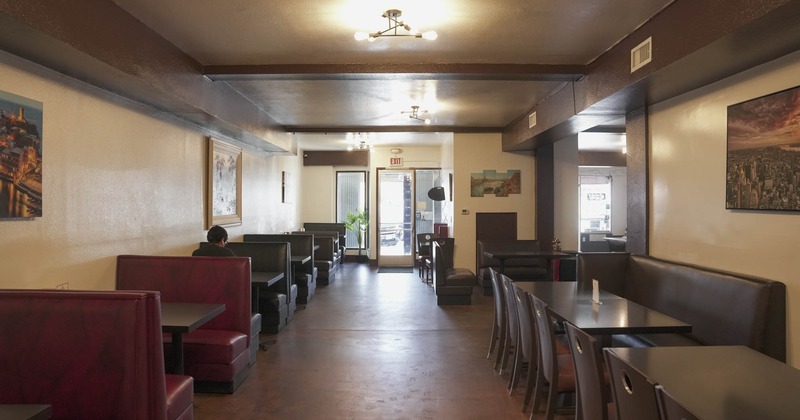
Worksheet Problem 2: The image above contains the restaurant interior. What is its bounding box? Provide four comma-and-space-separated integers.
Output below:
1, 1, 799, 419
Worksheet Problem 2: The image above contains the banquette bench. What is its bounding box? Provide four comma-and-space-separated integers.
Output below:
0, 289, 193, 420
577, 252, 787, 361
432, 240, 478, 305
476, 240, 548, 295
303, 222, 347, 260
224, 242, 294, 334
295, 231, 340, 284
244, 234, 317, 304
116, 255, 257, 393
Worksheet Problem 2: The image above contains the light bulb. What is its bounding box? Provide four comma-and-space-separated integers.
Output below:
347, 146, 354, 151
354, 32, 369, 41
421, 31, 438, 40
424, 118, 431, 125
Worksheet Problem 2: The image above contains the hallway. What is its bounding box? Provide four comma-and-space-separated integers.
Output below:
193, 263, 532, 419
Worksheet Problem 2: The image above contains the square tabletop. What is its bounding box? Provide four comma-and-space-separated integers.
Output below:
0, 405, 52, 420
161, 302, 226, 333
252, 271, 284, 286
607, 346, 800, 420
513, 281, 691, 336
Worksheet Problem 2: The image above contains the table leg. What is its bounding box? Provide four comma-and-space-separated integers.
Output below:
171, 332, 184, 375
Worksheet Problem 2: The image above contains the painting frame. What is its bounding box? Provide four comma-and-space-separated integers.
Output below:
725, 85, 800, 212
207, 137, 242, 228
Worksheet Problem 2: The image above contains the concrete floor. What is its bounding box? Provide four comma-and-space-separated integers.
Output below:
193, 263, 555, 419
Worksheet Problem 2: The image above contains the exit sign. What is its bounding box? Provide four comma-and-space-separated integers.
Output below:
390, 157, 403, 167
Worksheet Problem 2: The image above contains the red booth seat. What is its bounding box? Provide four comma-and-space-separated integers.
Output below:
116, 255, 256, 393
0, 289, 193, 420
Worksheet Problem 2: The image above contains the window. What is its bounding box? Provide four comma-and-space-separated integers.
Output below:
336, 171, 368, 249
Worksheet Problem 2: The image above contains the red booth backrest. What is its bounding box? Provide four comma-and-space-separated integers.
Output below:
116, 255, 251, 340
0, 290, 169, 420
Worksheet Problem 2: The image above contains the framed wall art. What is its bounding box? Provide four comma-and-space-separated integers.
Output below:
207, 138, 242, 227
0, 89, 43, 219
726, 85, 800, 211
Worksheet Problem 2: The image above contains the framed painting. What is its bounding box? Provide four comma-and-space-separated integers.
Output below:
0, 89, 43, 219
207, 138, 242, 227
726, 85, 800, 211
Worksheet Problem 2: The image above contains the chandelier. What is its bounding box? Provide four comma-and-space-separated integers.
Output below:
354, 9, 438, 42
347, 134, 373, 151
401, 105, 431, 124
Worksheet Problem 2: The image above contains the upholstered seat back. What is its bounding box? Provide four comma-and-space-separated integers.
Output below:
117, 255, 252, 338
0, 290, 172, 420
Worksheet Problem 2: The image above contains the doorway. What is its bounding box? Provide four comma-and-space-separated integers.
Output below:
376, 168, 442, 267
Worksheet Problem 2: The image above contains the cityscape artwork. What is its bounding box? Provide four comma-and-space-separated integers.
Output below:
0, 90, 43, 219
726, 85, 800, 211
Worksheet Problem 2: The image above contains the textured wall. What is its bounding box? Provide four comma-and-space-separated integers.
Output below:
0, 51, 299, 290
649, 50, 800, 366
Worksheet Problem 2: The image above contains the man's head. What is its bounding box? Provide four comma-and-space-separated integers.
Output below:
207, 225, 229, 245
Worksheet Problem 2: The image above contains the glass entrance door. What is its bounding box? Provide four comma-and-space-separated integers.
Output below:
377, 168, 442, 267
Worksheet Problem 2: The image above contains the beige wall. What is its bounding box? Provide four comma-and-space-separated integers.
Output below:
0, 52, 300, 290
452, 133, 536, 270
649, 50, 800, 366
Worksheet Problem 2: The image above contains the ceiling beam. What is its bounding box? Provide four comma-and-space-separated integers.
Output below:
503, 0, 800, 151
284, 125, 502, 134
204, 63, 586, 82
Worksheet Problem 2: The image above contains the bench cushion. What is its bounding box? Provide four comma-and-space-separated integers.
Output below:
165, 374, 194, 420
164, 330, 248, 365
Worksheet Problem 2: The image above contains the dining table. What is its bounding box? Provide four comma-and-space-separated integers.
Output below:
606, 345, 800, 419
161, 302, 225, 374
513, 281, 691, 341
483, 249, 572, 281
0, 405, 52, 420
251, 271, 285, 311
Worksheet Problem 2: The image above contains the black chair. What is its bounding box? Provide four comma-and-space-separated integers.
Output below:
510, 280, 539, 412
530, 296, 576, 420
564, 322, 615, 420
498, 273, 519, 376
415, 233, 437, 281
604, 348, 660, 420
487, 269, 507, 364
655, 385, 699, 420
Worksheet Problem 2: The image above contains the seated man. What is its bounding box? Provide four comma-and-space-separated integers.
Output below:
192, 225, 236, 257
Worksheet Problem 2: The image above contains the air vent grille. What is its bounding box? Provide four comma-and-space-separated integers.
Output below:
630, 37, 652, 73
528, 112, 537, 128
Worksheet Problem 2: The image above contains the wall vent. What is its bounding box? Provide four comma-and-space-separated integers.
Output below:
528, 111, 537, 128
630, 37, 652, 73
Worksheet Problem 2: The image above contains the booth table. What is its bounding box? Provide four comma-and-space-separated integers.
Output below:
606, 346, 800, 419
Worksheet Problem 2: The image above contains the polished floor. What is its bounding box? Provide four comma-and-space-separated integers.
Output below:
194, 263, 554, 419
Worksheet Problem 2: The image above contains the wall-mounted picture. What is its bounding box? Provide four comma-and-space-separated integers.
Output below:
207, 138, 242, 227
726, 85, 800, 211
470, 169, 521, 197
0, 90, 43, 219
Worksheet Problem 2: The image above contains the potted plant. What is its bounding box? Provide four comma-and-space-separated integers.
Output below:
343, 209, 369, 263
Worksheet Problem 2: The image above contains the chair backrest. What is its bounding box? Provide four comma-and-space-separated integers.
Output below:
489, 269, 506, 333
531, 296, 557, 383
512, 281, 536, 364
501, 274, 519, 351
416, 233, 437, 257
604, 348, 660, 420
244, 233, 315, 277
655, 385, 700, 420
433, 237, 454, 269
565, 322, 611, 420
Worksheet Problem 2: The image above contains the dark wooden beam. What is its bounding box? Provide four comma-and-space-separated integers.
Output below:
0, 1, 285, 153
302, 150, 369, 166
503, 0, 800, 151
286, 125, 502, 134
205, 63, 586, 82
578, 152, 627, 167
535, 144, 555, 251
626, 108, 649, 255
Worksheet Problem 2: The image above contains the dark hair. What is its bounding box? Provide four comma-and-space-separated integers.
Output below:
207, 225, 228, 244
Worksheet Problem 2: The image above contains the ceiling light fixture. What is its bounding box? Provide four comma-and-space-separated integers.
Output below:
401, 105, 431, 124
347, 134, 373, 151
354, 9, 438, 42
